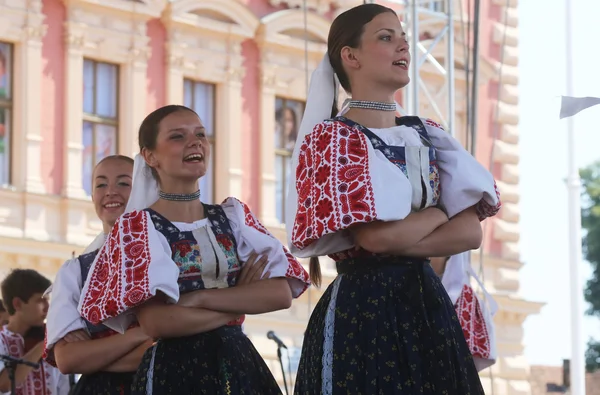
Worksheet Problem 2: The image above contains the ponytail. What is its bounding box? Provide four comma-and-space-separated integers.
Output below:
309, 256, 322, 288
330, 72, 339, 118
330, 96, 339, 119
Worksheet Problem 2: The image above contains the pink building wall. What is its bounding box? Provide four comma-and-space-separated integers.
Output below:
41, 0, 66, 195
145, 19, 166, 117
477, 1, 505, 257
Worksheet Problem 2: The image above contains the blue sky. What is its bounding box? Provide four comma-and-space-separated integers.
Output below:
519, 0, 600, 366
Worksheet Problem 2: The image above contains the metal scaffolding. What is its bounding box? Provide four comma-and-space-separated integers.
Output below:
370, 0, 459, 137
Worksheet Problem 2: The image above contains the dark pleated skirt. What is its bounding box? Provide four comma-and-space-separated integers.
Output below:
71, 371, 134, 395
131, 325, 282, 395
294, 256, 486, 395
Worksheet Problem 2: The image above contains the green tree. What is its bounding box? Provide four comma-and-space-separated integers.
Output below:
580, 161, 600, 371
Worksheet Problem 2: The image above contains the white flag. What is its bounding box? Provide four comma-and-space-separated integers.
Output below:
559, 96, 600, 119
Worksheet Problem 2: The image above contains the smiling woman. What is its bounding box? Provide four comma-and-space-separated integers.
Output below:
286, 3, 500, 395
75, 105, 310, 395
91, 156, 133, 234
43, 155, 155, 395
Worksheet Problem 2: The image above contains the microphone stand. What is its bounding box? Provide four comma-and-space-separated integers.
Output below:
0, 354, 39, 395
276, 345, 289, 395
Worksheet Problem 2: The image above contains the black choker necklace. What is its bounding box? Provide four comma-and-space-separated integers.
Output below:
348, 100, 396, 112
158, 190, 201, 202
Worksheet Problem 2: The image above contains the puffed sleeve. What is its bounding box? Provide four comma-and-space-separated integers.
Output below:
286, 120, 415, 257
43, 259, 86, 365
422, 118, 501, 220
77, 210, 180, 333
0, 336, 8, 373
222, 197, 310, 298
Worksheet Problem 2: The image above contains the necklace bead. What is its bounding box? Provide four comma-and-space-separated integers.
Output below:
348, 100, 396, 112
158, 190, 201, 202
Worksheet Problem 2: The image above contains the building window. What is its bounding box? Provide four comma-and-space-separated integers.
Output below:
184, 79, 216, 204
275, 98, 304, 224
0, 43, 13, 186
82, 59, 119, 195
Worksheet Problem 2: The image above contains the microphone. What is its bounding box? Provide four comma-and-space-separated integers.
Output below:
266, 331, 287, 349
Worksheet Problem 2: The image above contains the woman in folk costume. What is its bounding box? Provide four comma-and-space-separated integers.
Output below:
44, 155, 153, 395
76, 105, 310, 395
433, 252, 499, 372
285, 4, 501, 394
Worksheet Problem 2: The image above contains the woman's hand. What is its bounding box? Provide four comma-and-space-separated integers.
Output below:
399, 206, 482, 257
123, 326, 149, 343
237, 252, 270, 286
177, 252, 270, 308
63, 330, 90, 343
351, 206, 449, 254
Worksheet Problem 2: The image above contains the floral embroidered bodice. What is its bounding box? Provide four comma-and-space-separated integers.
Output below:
145, 204, 241, 294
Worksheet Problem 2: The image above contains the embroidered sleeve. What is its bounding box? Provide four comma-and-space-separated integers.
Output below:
222, 197, 310, 298
77, 210, 180, 333
43, 258, 86, 365
286, 120, 414, 257
440, 252, 497, 371
423, 118, 502, 221
0, 335, 8, 372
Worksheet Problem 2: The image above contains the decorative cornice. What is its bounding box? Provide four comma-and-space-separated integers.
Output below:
269, 0, 341, 15
62, 0, 162, 18
256, 9, 329, 51
163, 0, 259, 39
162, 1, 255, 83
260, 66, 279, 89
494, 294, 545, 318
63, 0, 155, 64
0, 0, 47, 43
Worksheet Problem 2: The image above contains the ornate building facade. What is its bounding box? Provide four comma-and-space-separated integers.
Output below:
0, 0, 540, 393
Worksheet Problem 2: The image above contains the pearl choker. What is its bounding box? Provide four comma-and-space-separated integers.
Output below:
158, 190, 201, 202
348, 100, 396, 112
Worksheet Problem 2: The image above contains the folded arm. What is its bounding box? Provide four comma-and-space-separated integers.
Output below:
103, 338, 154, 373
136, 294, 240, 339
399, 206, 482, 257
178, 278, 292, 315
53, 327, 148, 375
350, 207, 449, 255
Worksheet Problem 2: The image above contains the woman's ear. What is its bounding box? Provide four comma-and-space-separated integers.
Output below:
141, 147, 157, 169
340, 46, 361, 71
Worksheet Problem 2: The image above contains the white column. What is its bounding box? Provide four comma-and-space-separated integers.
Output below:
165, 45, 185, 105
62, 24, 87, 199
120, 47, 149, 157
16, 24, 47, 194
214, 66, 244, 202
259, 66, 279, 227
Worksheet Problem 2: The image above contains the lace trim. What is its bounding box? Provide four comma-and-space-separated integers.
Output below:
145, 342, 158, 395
321, 275, 343, 395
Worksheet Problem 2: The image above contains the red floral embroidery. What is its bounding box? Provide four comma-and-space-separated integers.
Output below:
455, 285, 491, 360
42, 328, 54, 367
292, 121, 377, 250
227, 316, 246, 326
229, 198, 310, 297
3, 329, 53, 394
424, 118, 445, 130
173, 241, 192, 257
476, 180, 502, 221
216, 234, 234, 251
79, 211, 152, 325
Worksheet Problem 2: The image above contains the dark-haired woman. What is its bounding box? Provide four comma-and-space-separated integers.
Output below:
286, 4, 501, 394
77, 105, 310, 394
44, 155, 152, 395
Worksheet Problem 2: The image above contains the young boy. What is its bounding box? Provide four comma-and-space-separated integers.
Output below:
0, 269, 69, 394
